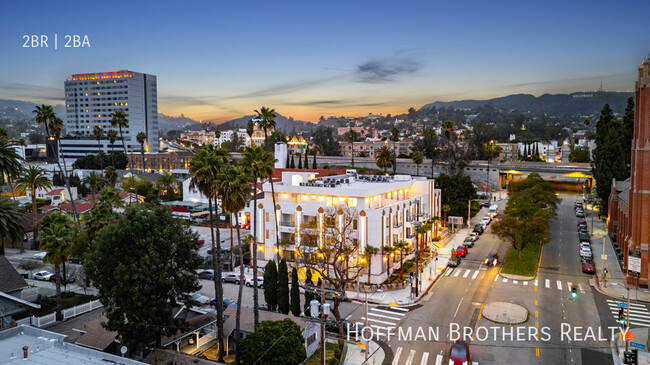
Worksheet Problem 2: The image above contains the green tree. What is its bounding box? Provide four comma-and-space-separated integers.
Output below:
592, 104, 627, 213
14, 166, 52, 235
364, 245, 379, 284
83, 171, 106, 207
84, 205, 202, 352
239, 319, 306, 365
110, 111, 134, 200
297, 153, 303, 169
347, 129, 361, 167
312, 153, 317, 169
104, 166, 118, 188
38, 213, 72, 317
303, 152, 309, 170
216, 165, 251, 364
0, 198, 25, 255
156, 173, 178, 201
622, 97, 635, 173
189, 145, 229, 361
136, 131, 147, 172
263, 260, 278, 311
239, 145, 275, 328
383, 245, 396, 279
290, 267, 301, 316
569, 148, 590, 163
0, 137, 24, 201
311, 127, 340, 156
277, 259, 290, 314
411, 151, 423, 176
122, 177, 156, 198
434, 174, 477, 218
267, 130, 287, 148
107, 129, 118, 166
290, 154, 295, 168
376, 145, 393, 172
394, 241, 409, 279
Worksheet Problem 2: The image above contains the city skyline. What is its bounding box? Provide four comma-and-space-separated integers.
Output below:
1, 0, 648, 123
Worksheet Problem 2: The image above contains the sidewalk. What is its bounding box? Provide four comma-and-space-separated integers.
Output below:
586, 204, 650, 302
343, 339, 385, 365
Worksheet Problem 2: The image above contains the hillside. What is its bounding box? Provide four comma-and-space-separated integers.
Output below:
420, 91, 634, 116
214, 114, 318, 133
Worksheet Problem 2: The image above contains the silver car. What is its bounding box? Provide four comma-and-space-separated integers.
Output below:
222, 273, 246, 284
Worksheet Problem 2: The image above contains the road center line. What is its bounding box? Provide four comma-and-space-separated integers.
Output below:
454, 297, 464, 318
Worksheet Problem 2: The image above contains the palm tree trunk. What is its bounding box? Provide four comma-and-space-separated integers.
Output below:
252, 190, 259, 328
367, 259, 371, 284
235, 215, 244, 365
119, 127, 136, 205
90, 185, 96, 207
54, 264, 62, 319
98, 140, 103, 170
399, 252, 403, 279
56, 139, 79, 222
30, 190, 36, 253
351, 140, 354, 167
208, 197, 225, 362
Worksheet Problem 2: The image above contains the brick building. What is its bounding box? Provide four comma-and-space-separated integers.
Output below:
128, 150, 194, 173
608, 54, 650, 286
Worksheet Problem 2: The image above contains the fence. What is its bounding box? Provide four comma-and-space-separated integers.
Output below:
62, 300, 103, 320
197, 331, 217, 349
31, 312, 56, 328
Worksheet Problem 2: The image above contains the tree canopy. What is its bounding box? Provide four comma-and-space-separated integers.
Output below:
239, 319, 307, 365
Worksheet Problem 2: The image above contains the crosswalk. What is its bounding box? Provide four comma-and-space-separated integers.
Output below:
606, 299, 650, 328
359, 305, 409, 331
391, 347, 479, 365
445, 268, 590, 293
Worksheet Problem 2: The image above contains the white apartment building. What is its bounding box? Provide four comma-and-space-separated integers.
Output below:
248, 170, 441, 284
215, 129, 250, 148
180, 130, 215, 146
60, 70, 159, 163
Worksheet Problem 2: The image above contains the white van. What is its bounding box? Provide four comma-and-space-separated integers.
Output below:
488, 204, 499, 218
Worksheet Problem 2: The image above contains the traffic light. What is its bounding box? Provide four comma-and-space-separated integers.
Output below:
619, 308, 625, 321
624, 349, 638, 365
570, 285, 578, 299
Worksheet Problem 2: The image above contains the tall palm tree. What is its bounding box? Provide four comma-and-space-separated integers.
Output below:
92, 126, 104, 170
364, 245, 379, 284
136, 132, 147, 173
110, 111, 135, 202
390, 126, 400, 154
83, 171, 106, 207
0, 137, 24, 201
39, 217, 71, 317
14, 166, 52, 240
239, 145, 274, 328
347, 130, 359, 167
216, 165, 251, 365
376, 146, 393, 172
34, 106, 78, 220
441, 120, 455, 173
189, 145, 228, 362
411, 151, 423, 176
253, 107, 280, 264
107, 130, 118, 167
394, 241, 409, 279
156, 172, 177, 200
97, 187, 124, 210
0, 197, 24, 256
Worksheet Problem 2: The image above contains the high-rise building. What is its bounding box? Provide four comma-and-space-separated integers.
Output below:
59, 70, 159, 163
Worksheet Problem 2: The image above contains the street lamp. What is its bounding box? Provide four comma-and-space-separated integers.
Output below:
486, 140, 494, 201
408, 204, 427, 298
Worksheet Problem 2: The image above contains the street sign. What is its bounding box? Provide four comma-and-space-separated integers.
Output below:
629, 255, 641, 274
601, 254, 607, 261
448, 216, 464, 225
625, 331, 635, 342
617, 302, 628, 308
630, 342, 646, 350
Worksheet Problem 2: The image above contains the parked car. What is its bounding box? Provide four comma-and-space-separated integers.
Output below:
245, 277, 264, 288
53, 273, 76, 284
484, 252, 499, 266
480, 216, 491, 226
447, 256, 461, 267
473, 224, 484, 235
456, 246, 467, 257
577, 220, 587, 226
582, 262, 595, 274
450, 340, 470, 365
222, 273, 246, 284
69, 257, 81, 264
32, 252, 47, 260
187, 292, 210, 305
468, 232, 479, 242
207, 247, 231, 255
580, 242, 591, 250
580, 247, 593, 260
211, 296, 238, 310
198, 269, 215, 280
579, 233, 591, 243
576, 210, 585, 218
33, 270, 54, 281
463, 237, 474, 248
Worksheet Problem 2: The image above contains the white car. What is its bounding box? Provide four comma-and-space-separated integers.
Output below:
32, 252, 47, 260
481, 216, 491, 226
580, 242, 591, 250
579, 247, 592, 259
468, 232, 479, 242
245, 277, 264, 288
33, 270, 54, 281
187, 292, 210, 305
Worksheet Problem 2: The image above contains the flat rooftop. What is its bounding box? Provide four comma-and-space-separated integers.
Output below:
0, 325, 143, 365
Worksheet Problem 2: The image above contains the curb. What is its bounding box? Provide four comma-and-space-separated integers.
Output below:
592, 277, 650, 304
349, 268, 448, 307
498, 272, 535, 281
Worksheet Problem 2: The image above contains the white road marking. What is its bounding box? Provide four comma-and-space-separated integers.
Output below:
370, 308, 406, 317
545, 279, 550, 288
434, 354, 444, 365
405, 349, 416, 365
445, 269, 453, 277
472, 270, 480, 279
392, 347, 403, 365
494, 275, 498, 282
578, 284, 585, 293
454, 269, 462, 277
557, 280, 562, 290
367, 312, 401, 322
513, 280, 518, 284
421, 352, 429, 365
567, 282, 572, 291
389, 306, 409, 312
361, 317, 396, 326
503, 278, 508, 283
454, 297, 464, 318
534, 279, 538, 286
463, 270, 471, 278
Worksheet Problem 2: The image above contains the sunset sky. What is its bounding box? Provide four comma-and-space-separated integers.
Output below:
1, 0, 648, 122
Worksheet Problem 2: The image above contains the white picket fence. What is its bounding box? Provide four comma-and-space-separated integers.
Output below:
15, 317, 31, 326
62, 300, 102, 320
197, 331, 217, 348
32, 312, 56, 327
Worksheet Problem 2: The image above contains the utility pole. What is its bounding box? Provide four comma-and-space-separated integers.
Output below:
467, 200, 471, 228
626, 287, 631, 353
320, 279, 326, 365
365, 291, 369, 363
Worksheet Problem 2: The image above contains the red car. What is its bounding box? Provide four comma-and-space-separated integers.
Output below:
582, 262, 595, 274
450, 340, 470, 365
456, 246, 467, 257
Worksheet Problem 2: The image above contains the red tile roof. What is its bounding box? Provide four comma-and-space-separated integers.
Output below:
58, 202, 95, 213
46, 188, 65, 196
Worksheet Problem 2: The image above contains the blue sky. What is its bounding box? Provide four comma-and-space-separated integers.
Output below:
0, 0, 648, 122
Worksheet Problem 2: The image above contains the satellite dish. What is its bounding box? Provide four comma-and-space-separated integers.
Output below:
120, 346, 128, 356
